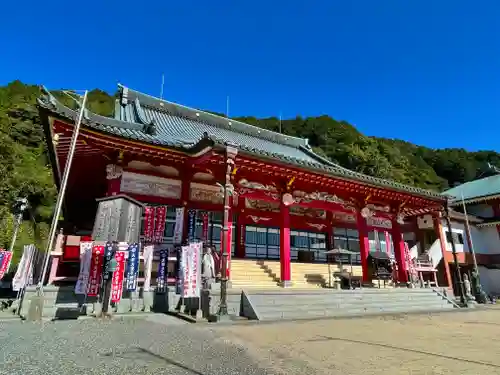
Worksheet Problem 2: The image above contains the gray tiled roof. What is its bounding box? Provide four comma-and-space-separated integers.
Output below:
114, 85, 321, 164
36, 85, 447, 201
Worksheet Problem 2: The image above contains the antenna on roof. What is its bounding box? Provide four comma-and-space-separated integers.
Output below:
226, 96, 230, 118
488, 162, 500, 174
160, 73, 165, 100
279, 112, 282, 133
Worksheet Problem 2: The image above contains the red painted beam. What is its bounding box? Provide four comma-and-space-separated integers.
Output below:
190, 151, 217, 166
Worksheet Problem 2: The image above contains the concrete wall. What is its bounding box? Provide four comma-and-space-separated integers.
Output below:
478, 266, 500, 296
441, 220, 500, 255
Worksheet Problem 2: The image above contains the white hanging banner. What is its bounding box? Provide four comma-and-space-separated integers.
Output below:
12, 245, 35, 292
143, 245, 154, 291
75, 242, 93, 295
181, 242, 202, 298
173, 207, 185, 245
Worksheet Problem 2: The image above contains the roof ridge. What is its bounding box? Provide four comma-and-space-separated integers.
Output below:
117, 84, 310, 149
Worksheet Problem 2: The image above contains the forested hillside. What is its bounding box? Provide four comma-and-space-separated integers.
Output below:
0, 80, 498, 260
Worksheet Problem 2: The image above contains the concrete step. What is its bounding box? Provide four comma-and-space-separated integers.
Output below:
254, 298, 452, 313
249, 292, 445, 305
251, 295, 447, 308
239, 288, 457, 321
258, 302, 455, 321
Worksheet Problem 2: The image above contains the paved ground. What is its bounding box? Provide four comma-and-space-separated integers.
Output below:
212, 307, 500, 375
0, 315, 273, 375
2, 308, 500, 375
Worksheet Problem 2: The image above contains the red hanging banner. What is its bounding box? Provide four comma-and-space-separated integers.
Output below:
110, 251, 126, 303
143, 206, 155, 243
201, 212, 209, 242
0, 250, 12, 281
87, 245, 105, 297
153, 206, 167, 244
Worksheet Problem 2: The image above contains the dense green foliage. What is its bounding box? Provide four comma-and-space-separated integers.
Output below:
0, 80, 498, 261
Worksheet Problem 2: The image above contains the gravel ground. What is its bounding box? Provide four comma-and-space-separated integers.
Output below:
213, 307, 500, 375
0, 315, 273, 375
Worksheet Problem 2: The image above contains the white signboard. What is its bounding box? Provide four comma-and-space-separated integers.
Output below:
367, 216, 392, 229
120, 171, 182, 199
181, 242, 202, 298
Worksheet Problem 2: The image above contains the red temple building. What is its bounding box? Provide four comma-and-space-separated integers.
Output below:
37, 85, 454, 292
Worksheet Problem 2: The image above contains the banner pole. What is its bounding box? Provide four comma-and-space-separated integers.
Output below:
38, 91, 88, 295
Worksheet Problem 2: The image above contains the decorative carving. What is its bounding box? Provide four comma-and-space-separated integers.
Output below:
332, 211, 356, 223
306, 223, 327, 231
366, 216, 392, 229
290, 206, 326, 219
366, 203, 391, 213
293, 190, 356, 210
248, 215, 272, 224
245, 198, 280, 212
190, 183, 223, 204
106, 164, 124, 180
238, 179, 277, 192
120, 171, 182, 199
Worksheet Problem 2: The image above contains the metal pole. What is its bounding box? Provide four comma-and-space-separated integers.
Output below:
38, 91, 88, 292
6, 210, 23, 274
444, 203, 466, 305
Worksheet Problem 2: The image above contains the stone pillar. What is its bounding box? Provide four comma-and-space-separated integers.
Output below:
105, 164, 123, 196
279, 201, 291, 287
434, 213, 452, 287
391, 219, 408, 283
356, 211, 370, 283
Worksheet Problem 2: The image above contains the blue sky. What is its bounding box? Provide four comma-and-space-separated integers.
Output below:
2, 1, 499, 151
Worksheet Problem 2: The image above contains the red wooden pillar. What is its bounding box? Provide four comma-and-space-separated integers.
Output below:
279, 202, 292, 287
180, 170, 192, 244
226, 207, 233, 279
235, 196, 246, 258
356, 211, 370, 283
434, 214, 452, 287
391, 219, 408, 283
326, 211, 333, 250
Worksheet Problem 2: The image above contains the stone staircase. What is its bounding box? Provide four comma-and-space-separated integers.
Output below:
230, 260, 366, 289
230, 259, 279, 289
240, 288, 459, 321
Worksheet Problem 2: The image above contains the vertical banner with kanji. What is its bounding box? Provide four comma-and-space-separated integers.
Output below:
181, 242, 202, 298
201, 212, 209, 242
102, 242, 115, 283
143, 206, 155, 243
87, 245, 105, 297
187, 209, 196, 242
75, 242, 93, 295
125, 243, 140, 291
143, 245, 154, 291
173, 207, 185, 245
0, 250, 12, 281
157, 249, 168, 291
110, 251, 126, 303
153, 206, 167, 244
